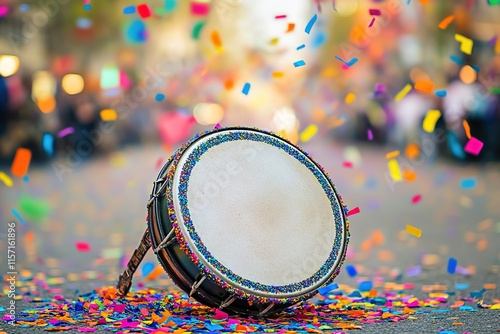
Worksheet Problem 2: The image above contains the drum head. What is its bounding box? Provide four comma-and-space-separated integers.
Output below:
165, 127, 349, 303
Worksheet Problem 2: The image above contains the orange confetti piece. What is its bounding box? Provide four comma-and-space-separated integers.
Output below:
484, 283, 497, 290
37, 96, 56, 113
224, 79, 234, 90
25, 230, 35, 243
345, 92, 356, 104
438, 15, 455, 30
415, 80, 435, 94
477, 239, 487, 251
211, 30, 223, 52
419, 0, 430, 3
286, 23, 295, 33
272, 71, 284, 78
11, 148, 32, 177
100, 109, 117, 121
403, 169, 417, 182
385, 150, 400, 159
371, 230, 385, 246
378, 250, 394, 262
145, 265, 164, 281
463, 120, 471, 139
405, 143, 419, 159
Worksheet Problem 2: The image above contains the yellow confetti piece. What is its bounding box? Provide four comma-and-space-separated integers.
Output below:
100, 109, 117, 121
406, 224, 422, 238
387, 159, 402, 181
394, 84, 412, 101
0, 171, 13, 187
211, 30, 223, 53
455, 34, 473, 55
299, 124, 318, 142
385, 150, 400, 159
269, 37, 279, 45
345, 92, 356, 104
422, 109, 441, 133
271, 71, 284, 78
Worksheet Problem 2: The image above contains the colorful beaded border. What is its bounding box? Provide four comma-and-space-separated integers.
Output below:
162, 126, 350, 304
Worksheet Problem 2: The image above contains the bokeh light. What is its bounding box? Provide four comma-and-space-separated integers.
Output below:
31, 71, 56, 102
459, 65, 477, 84
0, 55, 20, 77
193, 103, 224, 125
37, 96, 56, 114
335, 0, 359, 17
62, 74, 85, 95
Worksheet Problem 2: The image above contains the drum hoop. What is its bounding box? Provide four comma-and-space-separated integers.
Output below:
163, 126, 350, 303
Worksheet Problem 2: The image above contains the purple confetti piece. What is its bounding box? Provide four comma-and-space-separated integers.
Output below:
58, 127, 75, 138
367, 129, 373, 141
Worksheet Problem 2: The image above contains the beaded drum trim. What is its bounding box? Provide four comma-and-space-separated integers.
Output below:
163, 127, 350, 304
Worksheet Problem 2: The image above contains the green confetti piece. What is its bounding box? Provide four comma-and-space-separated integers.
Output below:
19, 195, 51, 221
192, 21, 205, 40
489, 87, 500, 94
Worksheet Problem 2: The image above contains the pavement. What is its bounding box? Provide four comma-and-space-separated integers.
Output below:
1, 138, 500, 333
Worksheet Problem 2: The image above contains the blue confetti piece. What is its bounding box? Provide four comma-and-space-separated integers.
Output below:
293, 60, 306, 67
460, 177, 477, 189
459, 305, 476, 311
346, 264, 357, 277
447, 131, 465, 160
439, 331, 456, 334
455, 283, 469, 290
23, 175, 29, 183
242, 82, 251, 95
447, 257, 457, 274
123, 6, 136, 14
470, 288, 486, 298
12, 208, 26, 224
449, 55, 464, 65
83, 4, 92, 10
141, 262, 155, 277
359, 281, 373, 292
471, 64, 480, 72
318, 283, 338, 295
312, 31, 327, 48
42, 132, 54, 157
165, 0, 177, 13
305, 14, 317, 34
155, 93, 165, 101
346, 57, 358, 67
435, 89, 447, 97
20, 4, 29, 11
126, 20, 147, 44
348, 290, 362, 297
296, 44, 305, 50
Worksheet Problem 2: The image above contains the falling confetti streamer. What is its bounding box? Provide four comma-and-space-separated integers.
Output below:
241, 82, 251, 95
211, 30, 223, 52
411, 194, 422, 204
293, 60, 306, 67
387, 159, 402, 181
415, 80, 435, 94
394, 84, 412, 101
305, 14, 317, 34
422, 110, 441, 133
406, 224, 422, 238
12, 208, 26, 224
346, 207, 360, 217
385, 150, 400, 159
299, 124, 318, 142
438, 15, 455, 29
58, 127, 75, 138
463, 120, 471, 139
11, 148, 32, 177
75, 242, 91, 252
0, 171, 13, 187
447, 257, 457, 274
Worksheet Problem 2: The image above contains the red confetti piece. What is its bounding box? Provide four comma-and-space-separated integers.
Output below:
137, 4, 151, 18
11, 148, 32, 177
369, 9, 381, 15
343, 161, 353, 168
411, 194, 422, 204
368, 17, 376, 27
75, 242, 91, 252
346, 207, 360, 217
214, 309, 228, 320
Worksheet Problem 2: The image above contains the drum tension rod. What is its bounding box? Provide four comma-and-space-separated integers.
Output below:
153, 229, 176, 253
147, 178, 168, 208
189, 275, 206, 297
258, 303, 274, 316
219, 296, 237, 310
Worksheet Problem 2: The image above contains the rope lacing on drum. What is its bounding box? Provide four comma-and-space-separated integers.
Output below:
219, 296, 237, 309
258, 303, 274, 316
189, 276, 206, 297
153, 229, 176, 253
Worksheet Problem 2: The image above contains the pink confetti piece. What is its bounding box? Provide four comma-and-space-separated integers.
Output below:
0, 5, 9, 17
215, 123, 221, 129
367, 129, 373, 141
78, 328, 97, 333
346, 207, 360, 217
75, 241, 91, 252
114, 304, 126, 312
411, 194, 422, 204
343, 161, 353, 168
275, 14, 287, 19
464, 136, 484, 155
369, 17, 376, 27
58, 127, 75, 138
369, 9, 381, 15
214, 309, 229, 320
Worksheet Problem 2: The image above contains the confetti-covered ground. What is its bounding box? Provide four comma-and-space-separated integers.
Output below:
1, 142, 500, 333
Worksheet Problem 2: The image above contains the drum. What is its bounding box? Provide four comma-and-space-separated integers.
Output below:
118, 127, 350, 316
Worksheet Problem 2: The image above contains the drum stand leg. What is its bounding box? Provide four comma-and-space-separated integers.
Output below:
117, 229, 151, 295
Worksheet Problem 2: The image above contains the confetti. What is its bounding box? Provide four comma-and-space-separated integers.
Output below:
155, 93, 165, 101
19, 195, 51, 220
464, 137, 483, 155
123, 5, 135, 14
460, 177, 477, 189
141, 262, 155, 277
224, 79, 234, 89
345, 92, 356, 104
438, 15, 455, 29
346, 206, 360, 217
242, 82, 251, 95
299, 124, 318, 142
192, 21, 205, 39
346, 264, 358, 277
275, 14, 287, 19
406, 224, 422, 238
318, 282, 339, 295
386, 150, 400, 159
211, 30, 223, 52
11, 148, 32, 177
359, 281, 373, 291
100, 109, 117, 121
0, 5, 9, 16
415, 80, 435, 94
463, 120, 471, 139
435, 89, 447, 97
137, 4, 151, 18
403, 169, 417, 182
305, 14, 317, 34
296, 44, 305, 50
449, 54, 464, 65
368, 17, 376, 27
214, 309, 228, 320
367, 129, 373, 140
58, 127, 75, 138
346, 57, 358, 66
286, 23, 295, 33
447, 257, 457, 274
0, 171, 13, 187
422, 109, 441, 133
405, 143, 419, 158
387, 159, 402, 181
369, 9, 381, 15
411, 194, 422, 204
293, 60, 306, 67
455, 34, 473, 55
342, 161, 353, 168
489, 0, 500, 4
11, 208, 26, 224
75, 242, 91, 252
394, 84, 412, 101
272, 71, 284, 78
